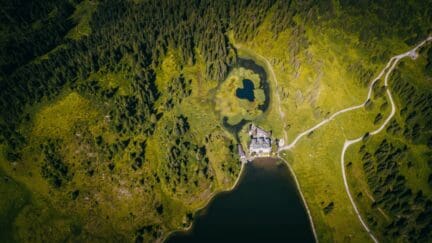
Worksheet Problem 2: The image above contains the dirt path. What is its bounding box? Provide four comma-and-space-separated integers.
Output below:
263, 57, 289, 142
278, 47, 399, 151
339, 37, 432, 243
235, 44, 289, 141
278, 36, 432, 243
236, 37, 431, 242
278, 37, 432, 152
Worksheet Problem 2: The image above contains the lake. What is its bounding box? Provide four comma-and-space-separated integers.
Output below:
167, 158, 315, 243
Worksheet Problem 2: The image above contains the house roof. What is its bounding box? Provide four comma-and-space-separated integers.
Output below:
249, 124, 271, 138
250, 137, 271, 149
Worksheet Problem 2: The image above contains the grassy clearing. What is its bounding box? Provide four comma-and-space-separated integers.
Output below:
66, 0, 99, 40
0, 169, 30, 243
232, 10, 405, 141
32, 92, 98, 138
1, 83, 158, 240
280, 101, 388, 242
3, 91, 101, 195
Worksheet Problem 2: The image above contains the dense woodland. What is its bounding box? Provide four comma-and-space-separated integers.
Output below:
0, 0, 432, 242
1, 0, 431, 150
358, 138, 432, 241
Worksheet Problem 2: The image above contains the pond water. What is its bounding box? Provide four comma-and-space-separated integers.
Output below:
167, 158, 315, 243
236, 79, 255, 102
236, 58, 270, 112
222, 57, 271, 142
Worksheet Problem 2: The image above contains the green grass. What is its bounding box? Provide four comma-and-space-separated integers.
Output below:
231, 43, 286, 138
2, 2, 430, 242
216, 67, 264, 125
32, 92, 98, 138
233, 6, 418, 241
345, 51, 432, 241
0, 169, 30, 243
66, 0, 99, 40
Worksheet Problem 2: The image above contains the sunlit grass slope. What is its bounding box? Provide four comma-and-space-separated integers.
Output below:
234, 4, 430, 242
0, 48, 241, 242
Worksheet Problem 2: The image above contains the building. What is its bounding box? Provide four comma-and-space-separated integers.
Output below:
249, 137, 272, 155
249, 124, 271, 138
237, 144, 247, 163
248, 124, 272, 156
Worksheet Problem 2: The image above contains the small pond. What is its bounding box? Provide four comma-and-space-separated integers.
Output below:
221, 57, 271, 142
236, 79, 255, 102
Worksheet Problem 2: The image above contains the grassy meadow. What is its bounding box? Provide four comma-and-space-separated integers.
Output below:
233, 4, 431, 242
1, 1, 431, 242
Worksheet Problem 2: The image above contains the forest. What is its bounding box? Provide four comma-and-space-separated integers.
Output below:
1, 0, 432, 242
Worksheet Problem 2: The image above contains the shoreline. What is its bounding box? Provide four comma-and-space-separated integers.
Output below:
163, 43, 288, 242
275, 36, 432, 243
161, 162, 246, 243
163, 156, 319, 243
234, 41, 318, 242
161, 36, 432, 243
233, 40, 319, 242
278, 155, 319, 243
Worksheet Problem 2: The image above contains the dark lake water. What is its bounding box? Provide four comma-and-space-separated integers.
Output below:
167, 158, 315, 243
236, 79, 255, 102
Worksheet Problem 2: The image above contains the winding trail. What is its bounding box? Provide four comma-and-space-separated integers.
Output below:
279, 37, 432, 152
339, 37, 432, 243
267, 59, 289, 142
235, 44, 289, 141
278, 51, 395, 151
236, 37, 431, 243
278, 36, 432, 243
256, 52, 288, 141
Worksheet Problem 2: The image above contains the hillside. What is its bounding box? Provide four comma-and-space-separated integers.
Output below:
1, 0, 431, 242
